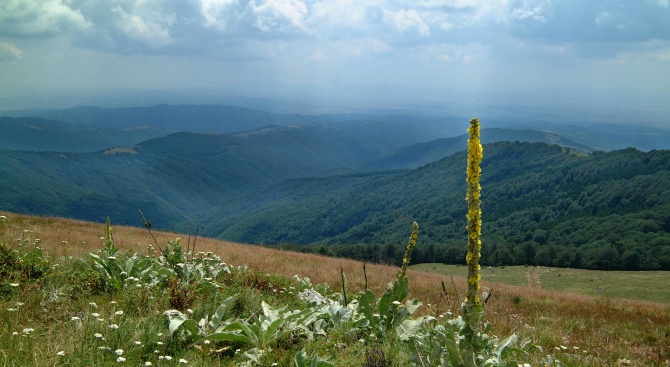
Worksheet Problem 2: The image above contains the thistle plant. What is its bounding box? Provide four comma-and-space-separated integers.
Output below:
465, 118, 483, 312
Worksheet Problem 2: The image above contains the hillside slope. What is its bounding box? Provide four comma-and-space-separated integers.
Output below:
207, 142, 670, 270
0, 116, 169, 152
0, 120, 447, 229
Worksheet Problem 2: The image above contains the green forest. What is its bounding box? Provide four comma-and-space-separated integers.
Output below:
1, 111, 669, 272
215, 143, 670, 271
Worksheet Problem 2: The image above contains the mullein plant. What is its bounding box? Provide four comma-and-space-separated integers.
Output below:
407, 118, 554, 366
465, 118, 483, 313
399, 221, 419, 281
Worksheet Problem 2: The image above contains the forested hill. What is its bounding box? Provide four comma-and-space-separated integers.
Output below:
362, 128, 594, 170
207, 142, 670, 271
0, 116, 169, 152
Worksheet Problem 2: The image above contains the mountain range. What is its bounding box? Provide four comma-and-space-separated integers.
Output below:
1, 104, 669, 270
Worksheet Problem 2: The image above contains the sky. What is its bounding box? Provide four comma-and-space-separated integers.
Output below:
1, 0, 670, 121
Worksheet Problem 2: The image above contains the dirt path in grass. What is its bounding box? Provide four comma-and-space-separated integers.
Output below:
526, 266, 543, 289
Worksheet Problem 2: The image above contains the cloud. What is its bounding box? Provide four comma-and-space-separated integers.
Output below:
200, 0, 240, 30
649, 0, 669, 8
383, 9, 431, 36
0, 42, 24, 60
511, 0, 551, 22
248, 0, 308, 32
0, 0, 92, 36
111, 5, 173, 46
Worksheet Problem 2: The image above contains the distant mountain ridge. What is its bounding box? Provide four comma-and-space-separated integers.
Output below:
1, 103, 669, 271
362, 128, 594, 170
0, 116, 169, 152
2, 104, 306, 133
4, 103, 670, 154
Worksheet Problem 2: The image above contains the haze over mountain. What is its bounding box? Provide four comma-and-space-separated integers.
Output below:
0, 116, 169, 152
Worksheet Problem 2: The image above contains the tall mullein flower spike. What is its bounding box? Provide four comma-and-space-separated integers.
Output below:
105, 217, 114, 249
399, 221, 419, 281
465, 118, 483, 310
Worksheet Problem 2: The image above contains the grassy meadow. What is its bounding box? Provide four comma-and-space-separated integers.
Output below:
412, 263, 670, 304
1, 211, 670, 366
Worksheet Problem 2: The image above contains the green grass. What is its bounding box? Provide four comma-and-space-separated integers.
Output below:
412, 263, 670, 304
4, 213, 670, 366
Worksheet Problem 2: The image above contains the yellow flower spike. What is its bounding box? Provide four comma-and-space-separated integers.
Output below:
465, 118, 483, 312
398, 221, 419, 281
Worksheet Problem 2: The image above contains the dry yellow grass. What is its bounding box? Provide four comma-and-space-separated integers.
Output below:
2, 211, 670, 366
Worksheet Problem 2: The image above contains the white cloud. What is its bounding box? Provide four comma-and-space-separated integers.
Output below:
0, 42, 24, 61
200, 0, 239, 30
0, 0, 92, 35
248, 0, 308, 32
396, 0, 484, 10
383, 9, 430, 36
649, 0, 669, 8
511, 0, 551, 22
111, 5, 172, 46
309, 0, 375, 35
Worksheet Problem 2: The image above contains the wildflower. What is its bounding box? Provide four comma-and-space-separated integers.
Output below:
91, 313, 100, 317
399, 221, 419, 280
108, 324, 119, 329
134, 341, 142, 346
7, 308, 16, 312
22, 328, 34, 334
94, 333, 103, 339
71, 316, 81, 321
465, 117, 484, 311
145, 362, 153, 366
12, 332, 19, 336
115, 349, 124, 356
179, 358, 188, 364
157, 333, 163, 337
116, 356, 126, 362
156, 341, 164, 345
109, 301, 118, 305
15, 302, 24, 306
97, 318, 105, 322
9, 283, 19, 287
164, 356, 173, 361
203, 340, 211, 345
115, 310, 124, 316
89, 302, 97, 308
57, 351, 65, 356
